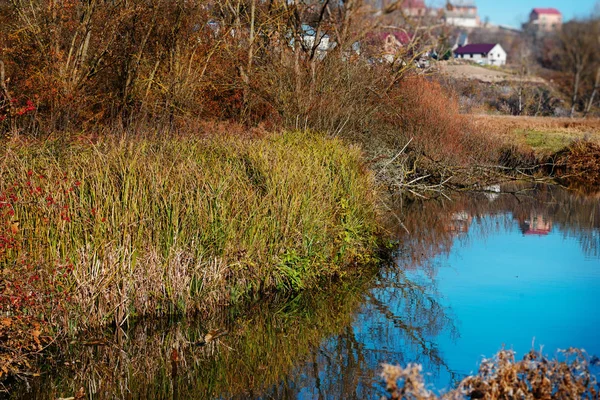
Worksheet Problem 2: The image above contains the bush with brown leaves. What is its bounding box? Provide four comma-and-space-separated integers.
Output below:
381, 348, 599, 400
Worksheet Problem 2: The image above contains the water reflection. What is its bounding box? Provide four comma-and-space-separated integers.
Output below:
278, 183, 600, 395
393, 183, 600, 264
386, 183, 600, 390
5, 258, 454, 399
5, 183, 599, 399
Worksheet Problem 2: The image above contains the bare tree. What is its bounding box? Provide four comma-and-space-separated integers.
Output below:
557, 20, 596, 117
583, 18, 600, 117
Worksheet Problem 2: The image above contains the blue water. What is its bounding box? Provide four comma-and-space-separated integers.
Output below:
407, 216, 600, 392
279, 187, 600, 397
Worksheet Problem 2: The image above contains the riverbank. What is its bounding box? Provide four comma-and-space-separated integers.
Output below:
471, 114, 600, 156
0, 130, 384, 380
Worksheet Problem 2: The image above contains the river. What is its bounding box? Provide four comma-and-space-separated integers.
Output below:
5, 183, 600, 399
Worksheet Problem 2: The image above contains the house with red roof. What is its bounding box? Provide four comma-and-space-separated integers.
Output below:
402, 0, 427, 17
365, 31, 413, 63
519, 213, 553, 236
454, 43, 507, 66
526, 8, 562, 33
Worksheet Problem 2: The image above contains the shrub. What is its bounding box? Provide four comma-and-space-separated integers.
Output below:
552, 141, 600, 187
382, 348, 599, 399
0, 1, 498, 174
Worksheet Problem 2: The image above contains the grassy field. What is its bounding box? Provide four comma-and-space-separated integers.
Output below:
0, 131, 383, 379
471, 114, 600, 155
439, 62, 545, 84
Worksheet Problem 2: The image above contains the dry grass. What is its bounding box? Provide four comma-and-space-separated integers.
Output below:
382, 348, 599, 399
471, 115, 600, 137
552, 141, 600, 188
470, 114, 600, 156
438, 62, 545, 84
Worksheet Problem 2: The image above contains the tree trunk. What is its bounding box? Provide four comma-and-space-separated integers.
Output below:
294, 37, 301, 99
584, 66, 600, 117
570, 67, 582, 118
243, 0, 256, 109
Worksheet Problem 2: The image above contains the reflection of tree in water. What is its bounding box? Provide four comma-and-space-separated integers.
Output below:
260, 184, 598, 399
6, 263, 456, 400
258, 270, 458, 399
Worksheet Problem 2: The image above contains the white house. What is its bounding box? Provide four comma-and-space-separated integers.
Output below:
453, 43, 507, 66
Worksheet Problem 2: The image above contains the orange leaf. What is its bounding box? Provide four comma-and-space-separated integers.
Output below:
31, 323, 42, 349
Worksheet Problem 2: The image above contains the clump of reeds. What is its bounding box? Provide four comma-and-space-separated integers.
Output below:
0, 130, 382, 379
381, 348, 599, 399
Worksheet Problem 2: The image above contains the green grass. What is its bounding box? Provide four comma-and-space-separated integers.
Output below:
513, 126, 600, 156
518, 129, 582, 154
0, 131, 382, 334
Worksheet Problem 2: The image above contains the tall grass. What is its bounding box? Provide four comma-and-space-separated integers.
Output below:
0, 131, 381, 342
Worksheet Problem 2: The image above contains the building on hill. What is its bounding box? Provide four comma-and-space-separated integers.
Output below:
452, 31, 469, 50
364, 31, 412, 63
453, 43, 507, 65
367, 0, 428, 18
402, 0, 427, 17
523, 8, 562, 33
444, 0, 480, 28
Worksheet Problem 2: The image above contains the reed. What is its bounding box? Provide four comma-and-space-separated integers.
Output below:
0, 130, 382, 378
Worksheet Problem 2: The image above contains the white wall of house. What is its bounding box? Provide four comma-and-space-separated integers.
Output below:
457, 44, 507, 66
303, 35, 331, 52
486, 44, 507, 66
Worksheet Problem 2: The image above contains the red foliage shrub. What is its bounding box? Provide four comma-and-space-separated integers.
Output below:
389, 77, 496, 166
552, 141, 600, 187
0, 172, 81, 378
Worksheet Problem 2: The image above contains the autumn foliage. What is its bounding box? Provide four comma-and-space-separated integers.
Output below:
0, 1, 500, 171
1, 171, 78, 378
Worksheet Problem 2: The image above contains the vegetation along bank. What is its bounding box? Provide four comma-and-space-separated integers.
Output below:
0, 131, 383, 379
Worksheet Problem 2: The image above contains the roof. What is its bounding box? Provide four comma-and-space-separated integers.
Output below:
366, 31, 413, 46
403, 0, 426, 8
454, 43, 497, 54
532, 8, 561, 15
524, 229, 551, 235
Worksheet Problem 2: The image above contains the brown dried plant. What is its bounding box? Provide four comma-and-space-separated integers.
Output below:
382, 348, 599, 400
